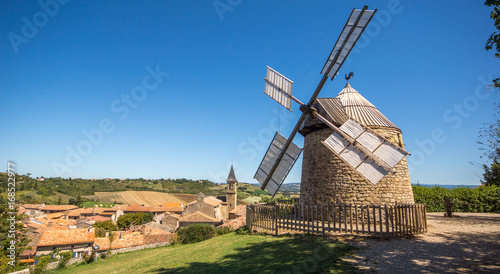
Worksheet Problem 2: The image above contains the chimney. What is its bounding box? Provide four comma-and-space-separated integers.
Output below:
119, 231, 123, 239
48, 221, 53, 228
142, 226, 146, 235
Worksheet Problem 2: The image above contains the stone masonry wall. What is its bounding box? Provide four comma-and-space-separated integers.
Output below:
300, 127, 414, 206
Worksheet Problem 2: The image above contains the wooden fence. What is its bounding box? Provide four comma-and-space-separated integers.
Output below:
246, 203, 427, 237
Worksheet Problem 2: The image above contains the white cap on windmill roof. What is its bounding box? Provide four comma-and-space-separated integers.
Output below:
337, 82, 399, 130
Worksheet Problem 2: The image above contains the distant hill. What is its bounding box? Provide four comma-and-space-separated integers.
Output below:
413, 184, 481, 189
280, 183, 300, 193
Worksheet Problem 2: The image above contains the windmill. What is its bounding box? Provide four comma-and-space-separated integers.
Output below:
254, 6, 414, 205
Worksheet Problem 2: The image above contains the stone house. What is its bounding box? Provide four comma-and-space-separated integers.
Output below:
182, 193, 226, 220
36, 228, 95, 258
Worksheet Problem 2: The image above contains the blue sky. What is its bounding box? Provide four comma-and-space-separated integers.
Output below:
1, 0, 498, 186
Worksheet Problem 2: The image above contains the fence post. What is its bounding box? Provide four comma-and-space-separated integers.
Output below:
246, 205, 252, 231
384, 205, 389, 237
424, 204, 428, 233
321, 203, 325, 236
275, 204, 279, 236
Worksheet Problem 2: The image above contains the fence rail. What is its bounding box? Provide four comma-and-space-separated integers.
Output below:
246, 203, 427, 237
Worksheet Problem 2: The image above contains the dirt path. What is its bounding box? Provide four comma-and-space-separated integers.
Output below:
343, 213, 500, 273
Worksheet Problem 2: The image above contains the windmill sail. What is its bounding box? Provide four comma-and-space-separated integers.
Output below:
256, 6, 377, 194
254, 132, 302, 196
322, 119, 408, 185
321, 8, 376, 79
264, 67, 294, 111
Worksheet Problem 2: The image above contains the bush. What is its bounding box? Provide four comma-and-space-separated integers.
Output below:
95, 227, 107, 238
177, 224, 215, 244
57, 251, 73, 269
32, 256, 49, 274
413, 185, 500, 213
82, 251, 95, 264
235, 225, 251, 235
215, 226, 233, 236
93, 220, 118, 232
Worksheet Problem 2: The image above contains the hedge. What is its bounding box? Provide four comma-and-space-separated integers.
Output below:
177, 224, 216, 244
413, 185, 500, 213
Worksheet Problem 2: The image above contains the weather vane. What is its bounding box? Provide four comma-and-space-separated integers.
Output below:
345, 72, 354, 81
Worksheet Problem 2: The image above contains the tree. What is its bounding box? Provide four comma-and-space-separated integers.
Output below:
117, 214, 136, 229
0, 205, 29, 272
117, 212, 154, 229
478, 1, 500, 159
76, 194, 82, 206
485, 0, 500, 87
482, 149, 500, 186
93, 220, 117, 232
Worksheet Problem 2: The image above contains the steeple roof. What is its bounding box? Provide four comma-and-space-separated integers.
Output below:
226, 165, 237, 182
336, 83, 399, 130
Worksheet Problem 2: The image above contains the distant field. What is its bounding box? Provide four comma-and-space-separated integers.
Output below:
243, 196, 262, 204
92, 191, 182, 206
50, 192, 75, 203
171, 193, 197, 204
81, 201, 115, 208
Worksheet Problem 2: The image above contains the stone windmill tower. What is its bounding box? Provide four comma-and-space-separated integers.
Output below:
299, 82, 414, 206
226, 165, 238, 212
253, 6, 414, 206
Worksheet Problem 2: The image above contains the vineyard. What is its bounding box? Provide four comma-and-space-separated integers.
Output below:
91, 191, 182, 206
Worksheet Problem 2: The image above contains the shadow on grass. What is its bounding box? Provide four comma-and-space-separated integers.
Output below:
150, 235, 356, 273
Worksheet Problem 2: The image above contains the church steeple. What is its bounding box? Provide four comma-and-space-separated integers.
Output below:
226, 164, 238, 214
227, 165, 237, 182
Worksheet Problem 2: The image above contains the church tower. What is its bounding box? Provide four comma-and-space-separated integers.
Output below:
226, 165, 238, 212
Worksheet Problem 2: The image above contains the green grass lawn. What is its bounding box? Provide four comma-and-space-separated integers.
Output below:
52, 233, 356, 274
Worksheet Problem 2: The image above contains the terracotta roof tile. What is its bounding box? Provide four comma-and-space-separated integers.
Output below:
110, 205, 129, 211
37, 228, 95, 247
179, 212, 221, 223
203, 197, 222, 207
162, 202, 183, 208
41, 205, 78, 211
94, 231, 144, 250
125, 206, 170, 213
69, 208, 107, 216
87, 215, 111, 222
229, 204, 246, 215
22, 204, 44, 210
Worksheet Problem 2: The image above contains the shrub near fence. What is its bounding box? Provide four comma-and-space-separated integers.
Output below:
413, 185, 500, 213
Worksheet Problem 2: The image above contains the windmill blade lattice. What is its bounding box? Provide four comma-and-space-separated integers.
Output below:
255, 6, 378, 197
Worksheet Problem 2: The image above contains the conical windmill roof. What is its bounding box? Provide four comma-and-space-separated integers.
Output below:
337, 83, 399, 130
